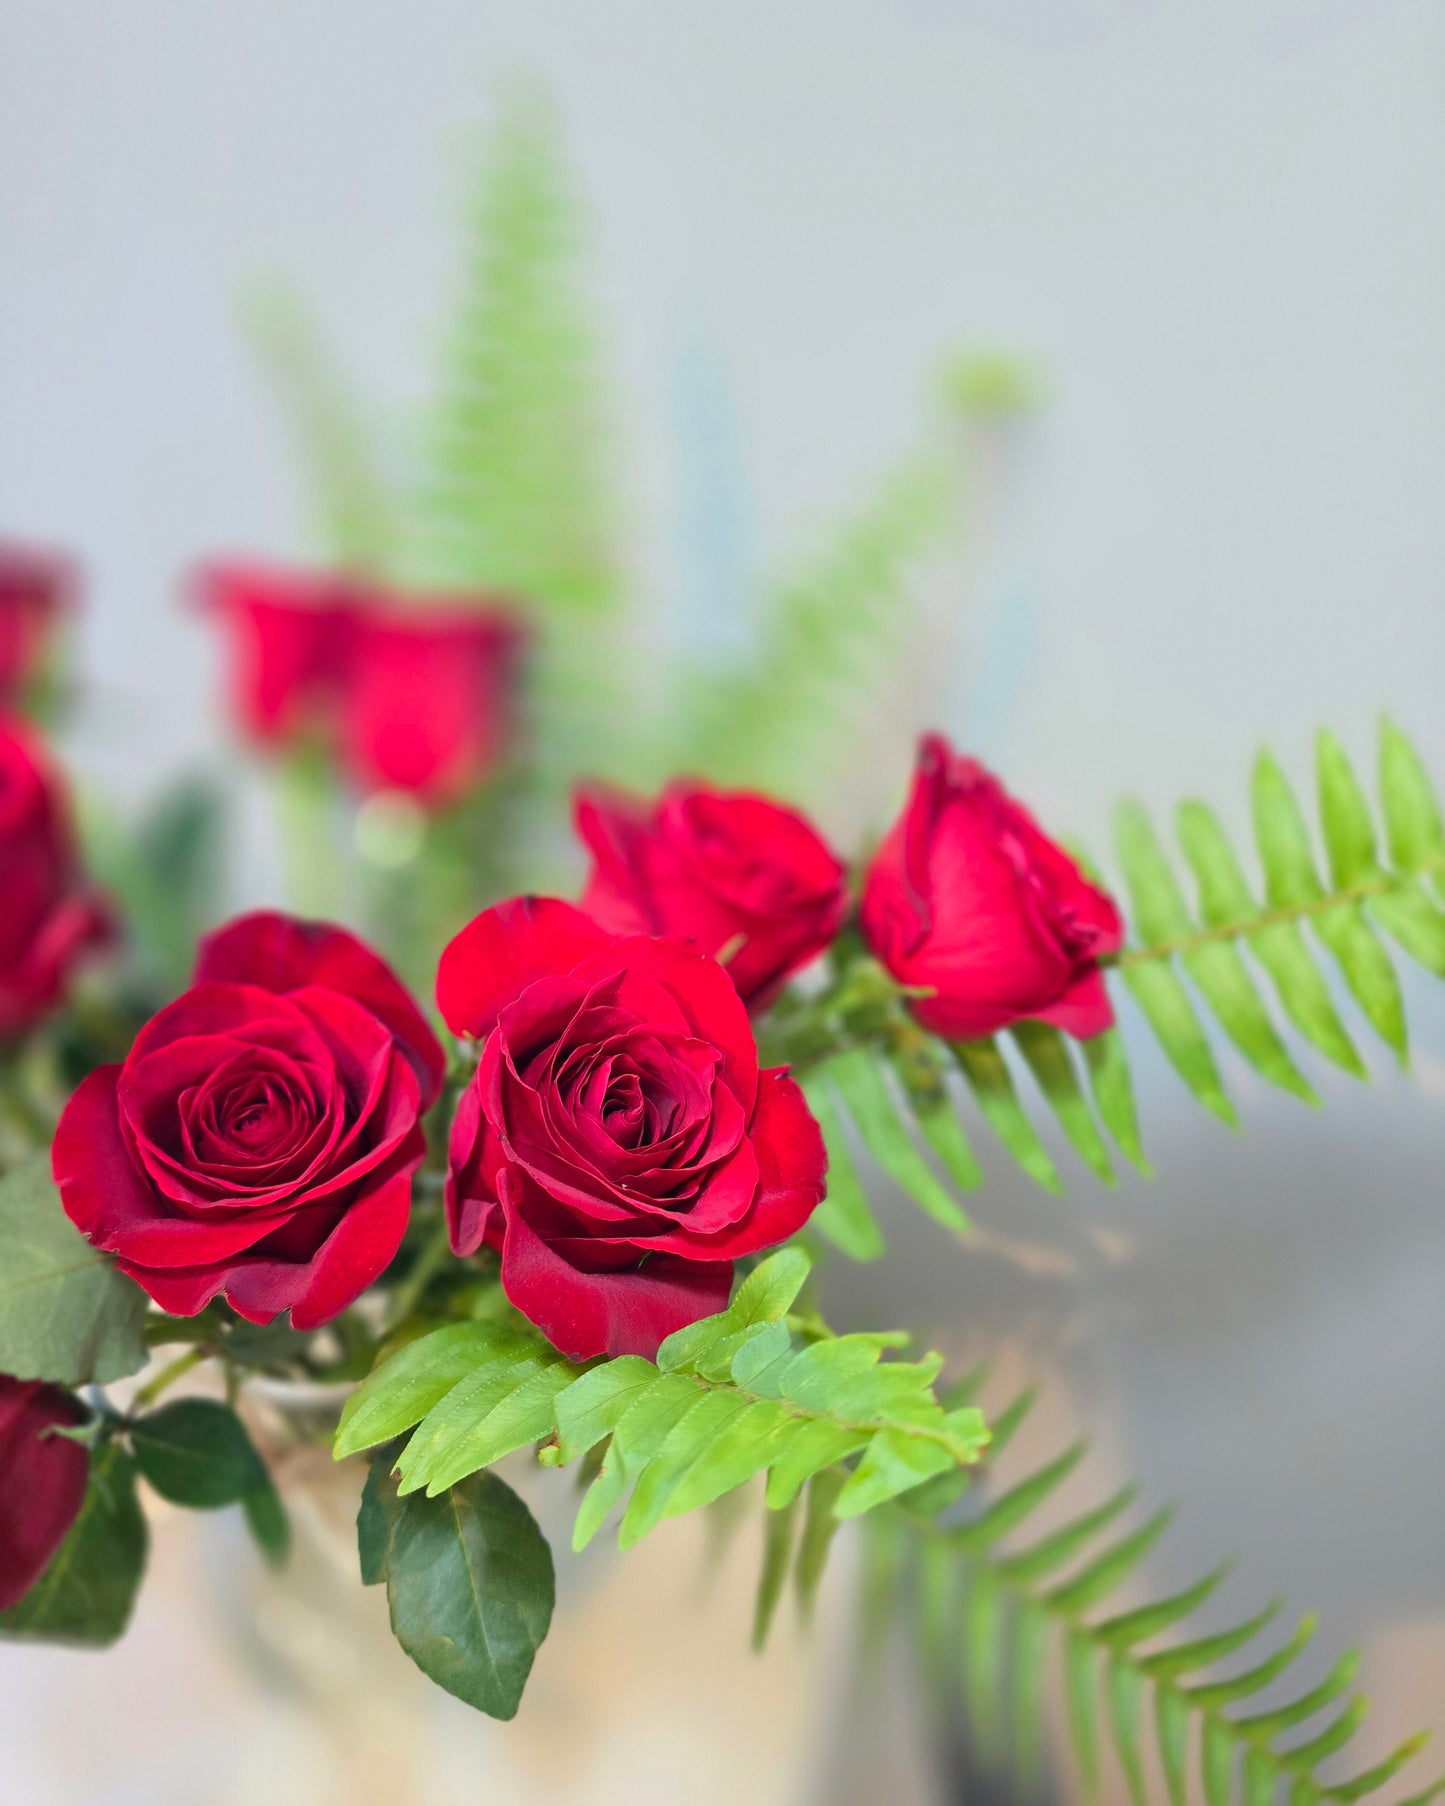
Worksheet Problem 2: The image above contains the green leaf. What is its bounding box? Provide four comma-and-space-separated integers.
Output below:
1368, 883, 1445, 977
358, 1455, 554, 1719
1203, 1715, 1237, 1806
1046, 1507, 1174, 1615
1178, 800, 1363, 1077
751, 1495, 799, 1652
800, 1077, 886, 1260
1317, 732, 1380, 888
1379, 718, 1445, 879
1184, 1614, 1319, 1709
656, 1246, 810, 1373
1107, 1654, 1148, 1806
793, 1466, 847, 1623
396, 1350, 578, 1496
552, 1356, 657, 1462
1065, 1629, 1101, 1796
131, 1399, 268, 1508
0, 1157, 149, 1387
572, 1372, 699, 1551
334, 1321, 526, 1459
1140, 1598, 1283, 1679
1082, 1028, 1151, 1172
952, 1038, 1063, 1192
996, 1485, 1139, 1586
1155, 1683, 1190, 1806
242, 1479, 292, 1570
911, 1091, 982, 1212
1253, 752, 1327, 909
826, 1048, 966, 1232
1311, 904, 1408, 1061
0, 1444, 148, 1646
1121, 962, 1238, 1124
1011, 1022, 1116, 1181
954, 1442, 1087, 1553
1095, 1566, 1230, 1648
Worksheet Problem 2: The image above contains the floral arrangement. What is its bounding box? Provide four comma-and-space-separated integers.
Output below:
2, 97, 1441, 1806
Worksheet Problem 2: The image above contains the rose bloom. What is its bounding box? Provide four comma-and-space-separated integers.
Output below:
195, 559, 354, 748
0, 1375, 89, 1613
860, 734, 1123, 1041
340, 600, 523, 805
53, 913, 444, 1329
574, 781, 848, 1010
0, 543, 74, 701
0, 716, 110, 1037
439, 896, 827, 1360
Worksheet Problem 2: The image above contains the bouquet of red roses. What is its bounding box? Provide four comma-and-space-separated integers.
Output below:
1, 535, 1442, 1806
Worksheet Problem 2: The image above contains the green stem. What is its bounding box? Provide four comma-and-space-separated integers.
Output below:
387, 1213, 455, 1331
275, 743, 346, 919
1109, 855, 1445, 971
130, 1346, 210, 1412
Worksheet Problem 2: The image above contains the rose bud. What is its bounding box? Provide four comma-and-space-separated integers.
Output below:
194, 559, 354, 749
0, 543, 75, 702
53, 912, 444, 1329
438, 896, 827, 1361
574, 781, 848, 1011
0, 1375, 89, 1613
0, 716, 111, 1037
860, 734, 1123, 1041
339, 599, 523, 806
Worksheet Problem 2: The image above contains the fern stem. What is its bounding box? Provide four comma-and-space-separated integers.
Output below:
1108, 857, 1445, 970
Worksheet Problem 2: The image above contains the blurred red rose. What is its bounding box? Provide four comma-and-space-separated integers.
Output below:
53, 912, 443, 1330
0, 716, 110, 1037
197, 560, 523, 806
0, 1375, 89, 1613
438, 896, 826, 1360
340, 601, 522, 804
574, 781, 848, 1010
0, 543, 74, 701
195, 559, 354, 747
860, 734, 1123, 1041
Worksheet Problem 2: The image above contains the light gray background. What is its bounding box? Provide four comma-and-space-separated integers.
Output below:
1, 4, 1442, 1802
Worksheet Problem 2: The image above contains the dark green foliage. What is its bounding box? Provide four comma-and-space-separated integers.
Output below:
0, 1445, 148, 1647
131, 1399, 269, 1509
358, 1455, 554, 1720
0, 1157, 149, 1387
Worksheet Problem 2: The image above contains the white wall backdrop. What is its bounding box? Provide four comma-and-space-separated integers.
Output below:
2, 5, 1442, 1802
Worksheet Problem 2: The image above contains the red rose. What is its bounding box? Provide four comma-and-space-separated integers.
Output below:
195, 559, 353, 748
340, 600, 522, 804
437, 896, 827, 1361
574, 782, 848, 1010
52, 912, 444, 1329
0, 1375, 89, 1613
859, 735, 1123, 1040
0, 543, 74, 701
0, 716, 110, 1037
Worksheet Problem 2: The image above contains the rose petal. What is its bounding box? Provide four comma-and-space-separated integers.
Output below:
195, 911, 444, 1107
652, 1067, 826, 1259
495, 1167, 733, 1360
436, 896, 613, 1039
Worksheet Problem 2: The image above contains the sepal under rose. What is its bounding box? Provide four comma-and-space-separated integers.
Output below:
438, 896, 827, 1361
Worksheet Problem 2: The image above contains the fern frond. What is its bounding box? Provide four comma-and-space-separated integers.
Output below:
407, 89, 631, 787
663, 446, 960, 801
1108, 720, 1445, 1121
784, 720, 1445, 1222
239, 282, 399, 576
896, 1388, 1438, 1806
335, 1250, 989, 1559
